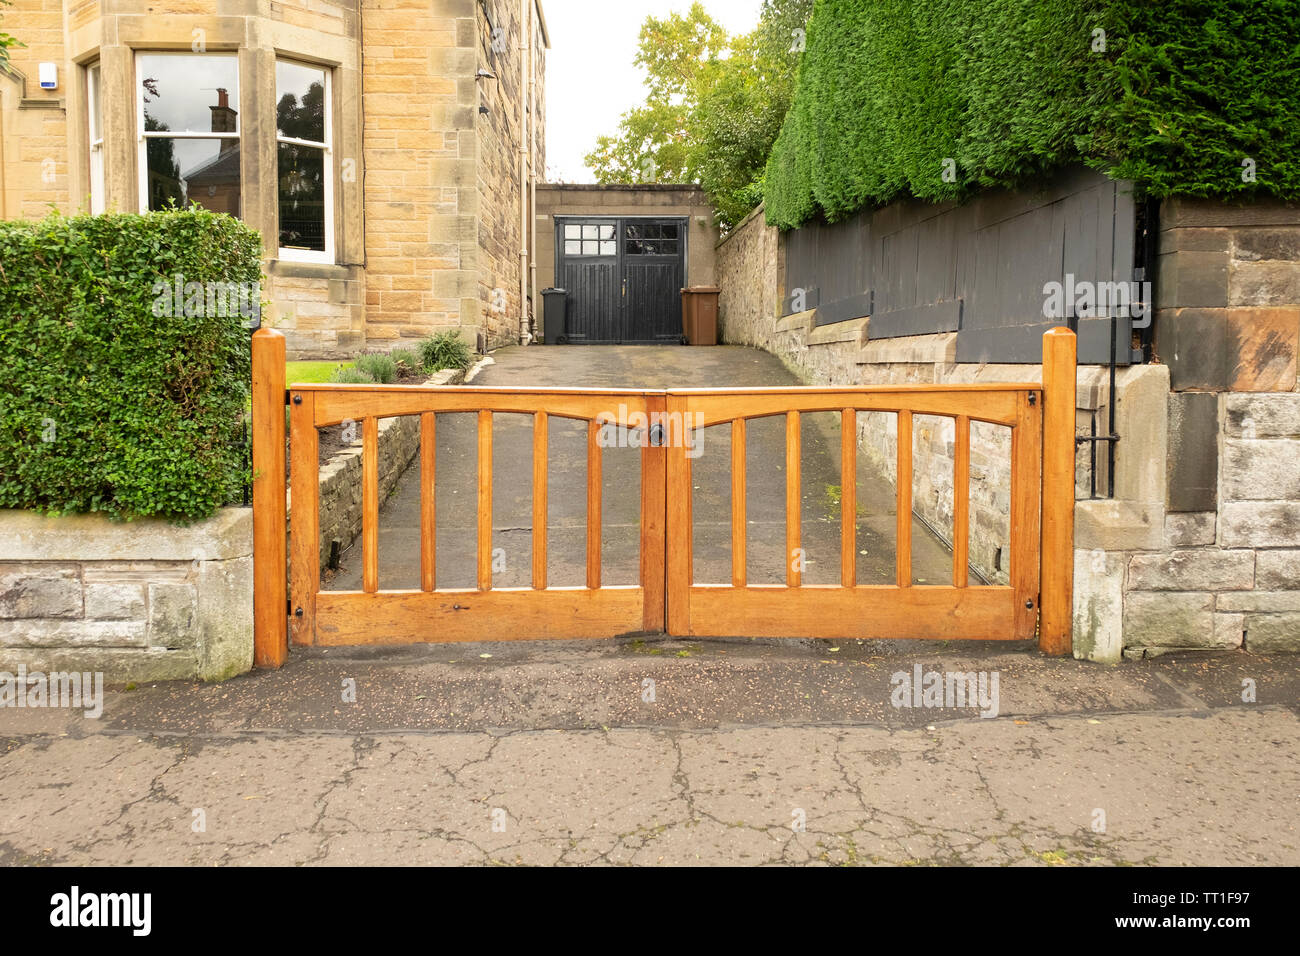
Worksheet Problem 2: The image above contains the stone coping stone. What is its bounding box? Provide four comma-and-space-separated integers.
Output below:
0, 508, 251, 562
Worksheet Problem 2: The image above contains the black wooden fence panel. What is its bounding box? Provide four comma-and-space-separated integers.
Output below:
781, 167, 1139, 365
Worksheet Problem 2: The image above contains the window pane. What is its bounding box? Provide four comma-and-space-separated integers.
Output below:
139, 54, 239, 134
599, 240, 616, 256
146, 138, 241, 215
661, 223, 679, 239
599, 225, 614, 240
625, 240, 643, 255
88, 65, 102, 142
276, 61, 326, 143
565, 239, 581, 255
582, 225, 598, 240
278, 142, 326, 252
645, 224, 661, 239
625, 224, 642, 239
582, 240, 598, 255
564, 224, 580, 240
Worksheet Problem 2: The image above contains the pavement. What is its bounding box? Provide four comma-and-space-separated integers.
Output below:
1, 639, 1297, 865
2, 344, 1296, 866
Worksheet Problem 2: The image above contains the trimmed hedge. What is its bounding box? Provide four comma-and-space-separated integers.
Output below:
765, 0, 1300, 228
0, 210, 260, 522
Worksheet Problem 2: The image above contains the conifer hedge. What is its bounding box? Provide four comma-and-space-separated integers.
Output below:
765, 0, 1300, 228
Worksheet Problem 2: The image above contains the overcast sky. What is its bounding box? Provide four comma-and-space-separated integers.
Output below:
543, 0, 764, 183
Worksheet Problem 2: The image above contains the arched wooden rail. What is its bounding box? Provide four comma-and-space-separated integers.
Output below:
250, 328, 1076, 663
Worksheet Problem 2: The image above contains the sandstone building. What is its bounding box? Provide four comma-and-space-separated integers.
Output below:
0, 0, 549, 358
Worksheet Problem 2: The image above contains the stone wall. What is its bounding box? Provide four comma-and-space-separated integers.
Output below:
716, 198, 1300, 659
0, 509, 253, 683
1094, 198, 1300, 659
311, 414, 422, 573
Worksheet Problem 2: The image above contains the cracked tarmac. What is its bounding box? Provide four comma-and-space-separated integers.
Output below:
1, 639, 1297, 866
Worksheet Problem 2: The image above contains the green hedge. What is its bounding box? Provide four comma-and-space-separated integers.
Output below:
0, 210, 260, 522
765, 0, 1300, 228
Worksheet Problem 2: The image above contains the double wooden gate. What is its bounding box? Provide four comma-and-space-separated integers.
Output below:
251, 330, 1076, 666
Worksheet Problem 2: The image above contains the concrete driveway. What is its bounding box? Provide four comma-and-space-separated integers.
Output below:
329, 344, 951, 596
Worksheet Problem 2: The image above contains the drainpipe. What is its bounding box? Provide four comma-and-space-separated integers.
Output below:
528, 0, 538, 341
518, 0, 530, 344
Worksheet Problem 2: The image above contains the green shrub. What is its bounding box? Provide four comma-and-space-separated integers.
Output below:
0, 209, 260, 522
765, 0, 1300, 228
328, 367, 375, 384
353, 352, 397, 384
418, 330, 473, 372
389, 347, 421, 378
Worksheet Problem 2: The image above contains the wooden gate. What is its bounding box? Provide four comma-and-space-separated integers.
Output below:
251, 329, 1076, 665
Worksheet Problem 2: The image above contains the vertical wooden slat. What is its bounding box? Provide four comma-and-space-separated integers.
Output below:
477, 410, 492, 591
1012, 396, 1043, 640
664, 396, 692, 635
362, 416, 379, 594
731, 417, 747, 588
532, 410, 547, 590
586, 418, 602, 589
289, 390, 318, 646
840, 408, 856, 588
896, 410, 913, 588
786, 410, 801, 588
252, 328, 287, 668
641, 395, 667, 632
953, 414, 970, 588
1040, 328, 1077, 655
420, 412, 436, 592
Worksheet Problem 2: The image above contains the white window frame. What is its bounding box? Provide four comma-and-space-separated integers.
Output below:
135, 51, 241, 215
275, 60, 334, 264
87, 63, 104, 215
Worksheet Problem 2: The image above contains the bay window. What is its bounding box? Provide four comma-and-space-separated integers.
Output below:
136, 53, 241, 215
276, 60, 333, 262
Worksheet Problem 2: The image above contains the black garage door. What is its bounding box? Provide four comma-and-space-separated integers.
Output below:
555, 217, 687, 344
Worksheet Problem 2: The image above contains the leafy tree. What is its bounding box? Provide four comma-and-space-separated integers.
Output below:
690, 0, 813, 228
584, 0, 813, 231
1, 0, 25, 69
585, 3, 727, 185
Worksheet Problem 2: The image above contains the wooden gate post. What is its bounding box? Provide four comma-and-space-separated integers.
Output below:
1040, 327, 1077, 655
251, 328, 288, 668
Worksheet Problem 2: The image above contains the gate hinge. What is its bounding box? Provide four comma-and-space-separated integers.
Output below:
284, 389, 292, 406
